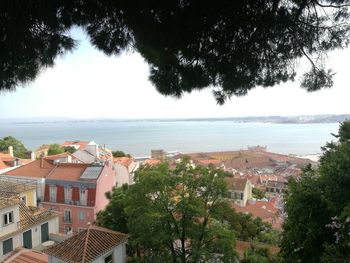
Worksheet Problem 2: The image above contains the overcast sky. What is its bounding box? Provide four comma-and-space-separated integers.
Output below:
0, 28, 349, 119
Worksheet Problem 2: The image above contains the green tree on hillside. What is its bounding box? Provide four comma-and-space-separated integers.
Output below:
281, 121, 350, 262
47, 144, 65, 156
0, 136, 28, 158
112, 150, 131, 158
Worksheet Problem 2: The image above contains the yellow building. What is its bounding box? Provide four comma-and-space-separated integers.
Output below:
0, 178, 37, 207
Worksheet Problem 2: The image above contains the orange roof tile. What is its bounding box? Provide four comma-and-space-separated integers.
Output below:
5, 159, 55, 178
114, 157, 133, 167
225, 177, 248, 191
44, 152, 80, 161
47, 163, 90, 181
4, 248, 48, 263
62, 141, 90, 150
143, 159, 161, 166
44, 226, 127, 263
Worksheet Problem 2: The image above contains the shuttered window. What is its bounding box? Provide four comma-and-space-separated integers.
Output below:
2, 238, 13, 255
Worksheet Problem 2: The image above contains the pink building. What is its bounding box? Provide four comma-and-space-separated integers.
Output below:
40, 162, 116, 234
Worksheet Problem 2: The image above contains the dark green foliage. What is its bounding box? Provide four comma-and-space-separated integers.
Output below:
112, 150, 131, 158
0, 136, 28, 158
241, 245, 282, 263
252, 188, 265, 199
63, 146, 76, 154
281, 120, 350, 262
125, 160, 237, 262
1, 1, 349, 103
96, 184, 129, 234
47, 144, 65, 156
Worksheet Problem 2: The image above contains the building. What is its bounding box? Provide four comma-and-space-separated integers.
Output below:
113, 157, 137, 186
41, 162, 116, 234
2, 158, 56, 202
45, 225, 127, 263
72, 141, 113, 164
226, 177, 252, 207
0, 182, 59, 261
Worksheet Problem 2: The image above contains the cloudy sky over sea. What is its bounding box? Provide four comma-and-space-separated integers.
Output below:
0, 28, 349, 119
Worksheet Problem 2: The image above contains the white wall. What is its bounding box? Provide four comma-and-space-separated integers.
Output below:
0, 204, 20, 236
91, 242, 126, 263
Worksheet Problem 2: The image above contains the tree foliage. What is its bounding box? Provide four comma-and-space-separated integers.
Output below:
112, 150, 131, 158
252, 188, 265, 200
281, 120, 350, 262
47, 144, 65, 156
0, 136, 28, 158
1, 1, 350, 103
97, 159, 280, 262
125, 161, 236, 262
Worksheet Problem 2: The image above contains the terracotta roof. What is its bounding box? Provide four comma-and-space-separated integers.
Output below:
0, 153, 16, 170
0, 202, 59, 241
62, 141, 90, 150
0, 197, 20, 210
44, 152, 79, 161
114, 157, 133, 167
143, 159, 161, 166
3, 248, 48, 263
232, 200, 282, 229
47, 163, 90, 181
5, 159, 56, 178
44, 226, 128, 263
0, 178, 37, 195
225, 177, 248, 191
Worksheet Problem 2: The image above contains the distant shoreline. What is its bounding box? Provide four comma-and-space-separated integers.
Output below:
0, 114, 349, 125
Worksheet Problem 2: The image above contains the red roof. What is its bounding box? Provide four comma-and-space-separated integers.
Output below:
232, 201, 282, 229
114, 157, 133, 167
3, 248, 48, 263
143, 159, 161, 166
62, 141, 90, 150
47, 163, 90, 181
5, 159, 55, 178
44, 152, 80, 161
44, 225, 127, 263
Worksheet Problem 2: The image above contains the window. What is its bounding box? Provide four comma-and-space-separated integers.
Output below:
64, 210, 72, 223
240, 193, 244, 200
79, 211, 85, 220
80, 189, 88, 206
2, 238, 13, 255
20, 196, 27, 205
64, 187, 72, 204
49, 185, 57, 202
3, 212, 14, 226
104, 254, 113, 263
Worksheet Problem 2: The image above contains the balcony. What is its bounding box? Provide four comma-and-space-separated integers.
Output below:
63, 217, 72, 223
43, 198, 95, 207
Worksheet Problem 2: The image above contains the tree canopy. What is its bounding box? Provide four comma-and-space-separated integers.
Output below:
97, 159, 280, 262
0, 136, 29, 158
281, 121, 350, 262
1, 1, 349, 103
47, 143, 65, 156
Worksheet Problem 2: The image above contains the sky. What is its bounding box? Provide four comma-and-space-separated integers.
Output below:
0, 28, 349, 119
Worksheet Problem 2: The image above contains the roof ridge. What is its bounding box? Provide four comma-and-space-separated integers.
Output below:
46, 164, 59, 178
82, 226, 91, 263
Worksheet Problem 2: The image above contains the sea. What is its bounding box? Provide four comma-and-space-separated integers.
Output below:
0, 120, 341, 157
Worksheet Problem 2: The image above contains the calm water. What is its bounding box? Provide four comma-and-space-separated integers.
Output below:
0, 120, 340, 156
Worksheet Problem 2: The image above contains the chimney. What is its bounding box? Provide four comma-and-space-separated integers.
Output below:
8, 146, 13, 157
31, 151, 35, 160
40, 157, 44, 168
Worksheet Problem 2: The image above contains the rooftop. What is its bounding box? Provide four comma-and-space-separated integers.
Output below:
225, 177, 248, 191
44, 225, 127, 263
5, 159, 55, 178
